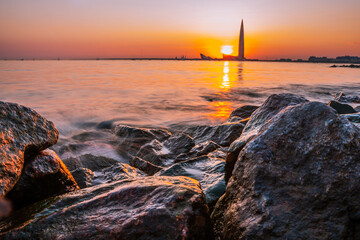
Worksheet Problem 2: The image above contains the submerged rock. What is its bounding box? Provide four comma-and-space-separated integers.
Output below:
212, 102, 360, 239
225, 93, 308, 182
0, 176, 213, 240
0, 101, 59, 196
328, 100, 357, 114
6, 150, 78, 209
157, 156, 226, 207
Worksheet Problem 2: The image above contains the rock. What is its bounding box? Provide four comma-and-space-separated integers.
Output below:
62, 154, 119, 171
6, 150, 79, 209
176, 141, 221, 163
70, 168, 94, 189
334, 92, 360, 103
225, 93, 308, 182
356, 106, 360, 112
163, 133, 195, 156
328, 100, 357, 114
343, 113, 360, 123
91, 163, 145, 186
129, 156, 163, 175
135, 139, 167, 166
114, 125, 171, 158
207, 147, 228, 160
157, 156, 226, 207
212, 102, 360, 239
185, 122, 245, 147
229, 105, 258, 119
0, 101, 59, 196
0, 176, 213, 240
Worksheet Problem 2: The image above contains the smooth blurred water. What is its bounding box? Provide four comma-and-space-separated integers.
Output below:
0, 60, 359, 136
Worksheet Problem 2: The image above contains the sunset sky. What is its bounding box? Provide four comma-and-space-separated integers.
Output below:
1, 0, 360, 59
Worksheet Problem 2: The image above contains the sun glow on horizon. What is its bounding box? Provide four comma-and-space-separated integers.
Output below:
221, 45, 233, 55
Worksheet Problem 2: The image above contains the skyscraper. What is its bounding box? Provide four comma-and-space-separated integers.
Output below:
238, 19, 245, 60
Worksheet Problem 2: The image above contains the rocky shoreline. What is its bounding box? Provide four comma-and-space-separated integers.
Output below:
0, 92, 359, 239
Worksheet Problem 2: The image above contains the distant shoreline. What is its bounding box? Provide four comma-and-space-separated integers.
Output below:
1, 58, 360, 64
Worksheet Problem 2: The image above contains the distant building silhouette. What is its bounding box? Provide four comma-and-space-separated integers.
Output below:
223, 19, 246, 61
238, 19, 245, 60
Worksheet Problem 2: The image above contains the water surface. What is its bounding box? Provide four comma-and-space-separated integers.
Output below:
1, 60, 359, 136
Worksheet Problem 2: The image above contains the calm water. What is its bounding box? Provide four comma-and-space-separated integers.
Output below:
0, 60, 359, 136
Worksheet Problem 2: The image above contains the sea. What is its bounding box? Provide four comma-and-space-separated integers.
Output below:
0, 60, 359, 160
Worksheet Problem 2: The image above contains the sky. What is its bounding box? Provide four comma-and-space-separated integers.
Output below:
0, 0, 360, 59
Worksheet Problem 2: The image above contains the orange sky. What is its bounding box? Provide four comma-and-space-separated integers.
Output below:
0, 0, 360, 59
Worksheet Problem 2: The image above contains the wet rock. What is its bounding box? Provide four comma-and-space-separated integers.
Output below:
225, 93, 308, 182
114, 125, 171, 158
343, 113, 360, 124
0, 101, 59, 196
129, 156, 163, 175
355, 106, 360, 112
212, 102, 360, 239
70, 168, 94, 189
135, 139, 166, 166
91, 163, 145, 185
54, 142, 88, 156
157, 156, 226, 207
328, 100, 357, 114
207, 147, 228, 160
6, 150, 78, 209
176, 141, 221, 163
0, 176, 213, 240
163, 133, 195, 156
185, 122, 245, 147
62, 154, 119, 171
229, 105, 258, 119
334, 92, 360, 103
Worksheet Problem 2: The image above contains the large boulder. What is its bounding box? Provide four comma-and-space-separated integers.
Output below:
6, 150, 79, 208
0, 101, 59, 196
212, 102, 360, 239
225, 93, 308, 182
157, 156, 226, 207
0, 176, 213, 240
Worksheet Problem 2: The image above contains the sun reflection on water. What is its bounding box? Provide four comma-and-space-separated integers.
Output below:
207, 61, 234, 121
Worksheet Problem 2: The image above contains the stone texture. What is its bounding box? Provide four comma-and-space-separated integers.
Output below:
212, 102, 360, 239
225, 93, 308, 182
6, 150, 78, 209
70, 168, 94, 189
62, 154, 119, 172
328, 100, 357, 114
129, 156, 163, 175
229, 105, 258, 119
0, 177, 213, 240
157, 156, 226, 207
0, 101, 59, 196
185, 122, 245, 147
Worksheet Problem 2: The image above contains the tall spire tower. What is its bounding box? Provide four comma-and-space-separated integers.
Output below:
238, 19, 245, 60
